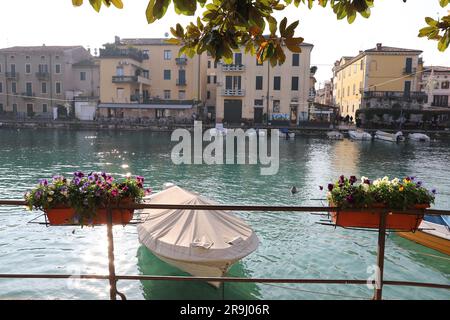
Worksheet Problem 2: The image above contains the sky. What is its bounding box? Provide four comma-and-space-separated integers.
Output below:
0, 0, 448, 85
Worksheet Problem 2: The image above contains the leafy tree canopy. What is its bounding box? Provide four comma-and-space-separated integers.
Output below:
72, 0, 450, 66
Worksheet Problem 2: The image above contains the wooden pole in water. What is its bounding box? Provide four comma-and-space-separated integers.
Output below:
106, 207, 118, 300
373, 210, 387, 300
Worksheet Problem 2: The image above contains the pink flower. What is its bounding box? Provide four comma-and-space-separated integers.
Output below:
111, 189, 119, 197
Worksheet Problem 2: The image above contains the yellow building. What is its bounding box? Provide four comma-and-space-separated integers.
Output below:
332, 43, 425, 119
98, 37, 207, 121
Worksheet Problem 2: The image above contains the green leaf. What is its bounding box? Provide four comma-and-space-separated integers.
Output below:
425, 17, 438, 26
72, 0, 83, 6
153, 0, 171, 19
146, 0, 156, 23
173, 0, 196, 16
347, 10, 356, 24
267, 16, 277, 35
439, 0, 449, 8
89, 0, 101, 12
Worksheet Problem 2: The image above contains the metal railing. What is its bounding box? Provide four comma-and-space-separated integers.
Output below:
112, 75, 138, 83
362, 91, 427, 100
0, 199, 449, 300
5, 72, 19, 79
222, 88, 245, 96
222, 64, 245, 71
175, 57, 187, 65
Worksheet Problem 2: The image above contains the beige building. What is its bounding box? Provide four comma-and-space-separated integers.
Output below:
98, 37, 207, 121
420, 66, 450, 108
0, 46, 97, 119
332, 43, 425, 119
213, 43, 313, 125
315, 80, 333, 106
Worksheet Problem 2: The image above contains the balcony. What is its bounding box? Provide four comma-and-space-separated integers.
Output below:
112, 75, 138, 83
36, 72, 50, 80
175, 58, 187, 65
402, 67, 417, 75
362, 91, 427, 100
222, 64, 245, 72
176, 79, 187, 86
5, 72, 19, 80
221, 89, 245, 96
21, 92, 35, 100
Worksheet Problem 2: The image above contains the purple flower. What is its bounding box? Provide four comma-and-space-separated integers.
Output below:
145, 188, 152, 195
73, 171, 84, 178
416, 181, 422, 187
72, 177, 81, 185
88, 175, 95, 182
364, 179, 371, 185
319, 186, 324, 191
346, 194, 354, 203
349, 176, 357, 185
52, 175, 63, 182
39, 179, 48, 186
136, 176, 145, 183
34, 191, 42, 199
328, 184, 334, 192
432, 189, 437, 194
339, 175, 345, 183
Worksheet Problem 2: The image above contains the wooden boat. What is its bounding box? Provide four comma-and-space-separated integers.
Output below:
408, 133, 431, 142
374, 130, 405, 142
348, 130, 372, 140
327, 131, 343, 140
137, 185, 259, 287
398, 215, 450, 256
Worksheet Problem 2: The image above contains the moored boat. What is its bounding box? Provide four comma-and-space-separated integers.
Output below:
137, 185, 259, 287
348, 130, 372, 140
408, 133, 431, 142
327, 131, 343, 140
374, 130, 405, 142
398, 215, 450, 256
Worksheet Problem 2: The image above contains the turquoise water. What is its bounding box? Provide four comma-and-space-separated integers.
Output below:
0, 128, 449, 300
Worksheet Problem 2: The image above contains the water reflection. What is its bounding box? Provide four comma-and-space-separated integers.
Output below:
136, 246, 261, 300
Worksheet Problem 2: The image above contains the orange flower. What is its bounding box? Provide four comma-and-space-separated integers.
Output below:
399, 186, 404, 192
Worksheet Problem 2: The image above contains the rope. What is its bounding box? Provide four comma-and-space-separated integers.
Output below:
261, 283, 370, 300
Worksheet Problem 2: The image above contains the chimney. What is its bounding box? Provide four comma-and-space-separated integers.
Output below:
376, 43, 382, 51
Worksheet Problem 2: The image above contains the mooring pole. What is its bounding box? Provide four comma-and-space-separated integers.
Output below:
106, 207, 118, 300
373, 210, 387, 300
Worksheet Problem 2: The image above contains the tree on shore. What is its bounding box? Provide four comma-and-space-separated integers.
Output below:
72, 0, 450, 65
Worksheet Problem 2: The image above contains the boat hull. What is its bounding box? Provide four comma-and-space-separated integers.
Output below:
397, 221, 450, 256
154, 253, 234, 288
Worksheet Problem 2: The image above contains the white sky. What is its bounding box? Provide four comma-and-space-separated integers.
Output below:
0, 0, 448, 84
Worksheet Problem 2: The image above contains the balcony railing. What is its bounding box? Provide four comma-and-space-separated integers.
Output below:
112, 75, 138, 83
362, 91, 427, 100
5, 72, 19, 80
175, 58, 187, 65
176, 79, 187, 86
35, 72, 50, 80
221, 88, 245, 96
21, 92, 35, 99
222, 64, 245, 72
402, 67, 417, 75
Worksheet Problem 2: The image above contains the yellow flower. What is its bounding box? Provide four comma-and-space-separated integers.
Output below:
399, 186, 404, 192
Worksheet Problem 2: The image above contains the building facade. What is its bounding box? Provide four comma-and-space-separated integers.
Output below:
0, 46, 97, 119
98, 37, 207, 121
315, 80, 333, 106
421, 66, 450, 108
332, 43, 425, 119
213, 43, 313, 125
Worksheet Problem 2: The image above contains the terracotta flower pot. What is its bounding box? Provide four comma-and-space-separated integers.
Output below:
330, 202, 428, 231
44, 199, 135, 226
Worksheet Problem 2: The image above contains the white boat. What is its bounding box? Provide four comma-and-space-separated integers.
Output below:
327, 131, 343, 140
374, 130, 405, 142
278, 129, 295, 139
408, 133, 431, 142
348, 130, 372, 140
137, 185, 259, 288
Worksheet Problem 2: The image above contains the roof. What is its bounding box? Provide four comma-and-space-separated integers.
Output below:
72, 59, 99, 68
364, 46, 422, 54
423, 66, 450, 73
0, 45, 84, 53
98, 102, 196, 110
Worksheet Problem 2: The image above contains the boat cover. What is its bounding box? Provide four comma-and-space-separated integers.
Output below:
137, 186, 259, 263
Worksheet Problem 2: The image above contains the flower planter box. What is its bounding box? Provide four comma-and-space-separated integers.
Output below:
330, 203, 428, 231
45, 204, 134, 226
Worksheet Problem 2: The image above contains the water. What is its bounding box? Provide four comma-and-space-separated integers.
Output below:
0, 128, 449, 300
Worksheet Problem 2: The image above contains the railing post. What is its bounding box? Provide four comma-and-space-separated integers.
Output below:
106, 207, 118, 300
373, 210, 387, 300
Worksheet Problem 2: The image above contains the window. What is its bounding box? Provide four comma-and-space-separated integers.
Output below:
291, 76, 299, 91
38, 64, 48, 73
55, 64, 61, 74
254, 99, 263, 106
225, 75, 241, 90
347, 86, 350, 96
164, 50, 172, 60
13, 104, 17, 113
353, 84, 356, 95
405, 57, 412, 73
164, 90, 171, 99
43, 104, 48, 113
208, 61, 211, 68
292, 54, 300, 66
433, 95, 449, 107
234, 53, 242, 65
10, 64, 16, 74
178, 90, 186, 99
273, 76, 281, 90
207, 76, 211, 84
116, 88, 124, 100
354, 64, 357, 73
0, 103, 3, 113
55, 82, 61, 94
442, 81, 450, 89
26, 82, 32, 95
360, 61, 363, 70
163, 69, 171, 80
0, 82, 2, 93
41, 82, 47, 94
116, 66, 124, 76
213, 76, 217, 84
207, 91, 211, 99
25, 64, 31, 74
0, 64, 2, 73
273, 100, 280, 113
80, 72, 86, 81
256, 76, 263, 90
11, 82, 17, 93
352, 105, 355, 113
156, 109, 165, 118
